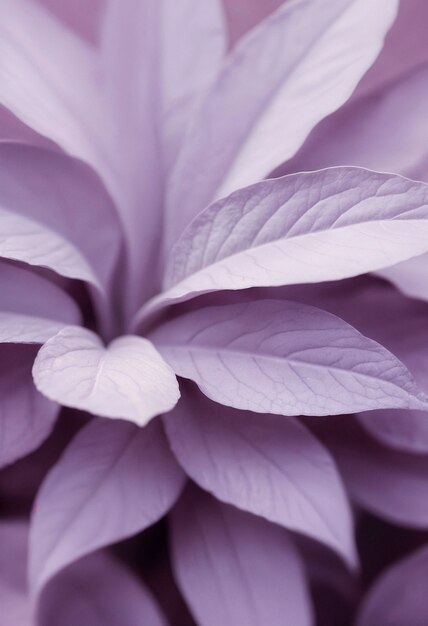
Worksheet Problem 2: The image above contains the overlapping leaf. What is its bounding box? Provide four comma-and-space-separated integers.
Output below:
153, 299, 428, 416
171, 486, 313, 626
357, 544, 428, 626
0, 0, 109, 176
322, 418, 428, 528
0, 345, 58, 469
38, 552, 168, 626
29, 418, 185, 597
139, 168, 428, 322
166, 0, 399, 244
0, 144, 122, 293
165, 389, 356, 567
281, 276, 428, 452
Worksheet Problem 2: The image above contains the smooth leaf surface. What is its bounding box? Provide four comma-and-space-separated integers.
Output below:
0, 313, 68, 345
171, 486, 313, 626
356, 545, 428, 626
0, 144, 122, 292
140, 168, 428, 322
164, 389, 356, 568
166, 0, 398, 245
101, 0, 167, 311
0, 345, 58, 469
0, 261, 81, 345
0, 204, 100, 289
39, 551, 168, 626
29, 418, 186, 597
377, 254, 428, 307
283, 65, 428, 182
158, 0, 226, 167
153, 299, 428, 416
0, 0, 110, 178
0, 262, 80, 323
322, 418, 428, 528
33, 326, 180, 426
358, 408, 428, 454
354, 0, 428, 100
102, 0, 225, 311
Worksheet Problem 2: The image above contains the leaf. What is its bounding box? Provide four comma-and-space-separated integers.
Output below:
0, 345, 58, 469
279, 275, 428, 451
29, 418, 186, 597
356, 0, 428, 100
0, 313, 68, 345
101, 0, 165, 311
321, 417, 428, 528
0, 521, 32, 626
101, 0, 225, 311
377, 254, 428, 306
283, 64, 428, 182
38, 551, 168, 626
165, 0, 399, 245
0, 0, 110, 177
157, 0, 226, 166
152, 299, 428, 416
0, 260, 81, 345
138, 168, 428, 322
0, 203, 100, 289
170, 486, 314, 626
32, 326, 180, 426
0, 261, 79, 320
0, 144, 122, 293
164, 388, 356, 568
356, 545, 428, 626
358, 408, 428, 454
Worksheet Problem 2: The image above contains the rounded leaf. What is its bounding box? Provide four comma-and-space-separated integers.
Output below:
33, 327, 180, 426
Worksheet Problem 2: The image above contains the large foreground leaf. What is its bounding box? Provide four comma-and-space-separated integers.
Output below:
140, 168, 428, 321
152, 300, 428, 415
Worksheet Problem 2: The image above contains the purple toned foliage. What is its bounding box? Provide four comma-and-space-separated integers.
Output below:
29, 418, 185, 597
171, 485, 314, 626
356, 544, 428, 626
0, 1, 427, 624
164, 388, 356, 567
